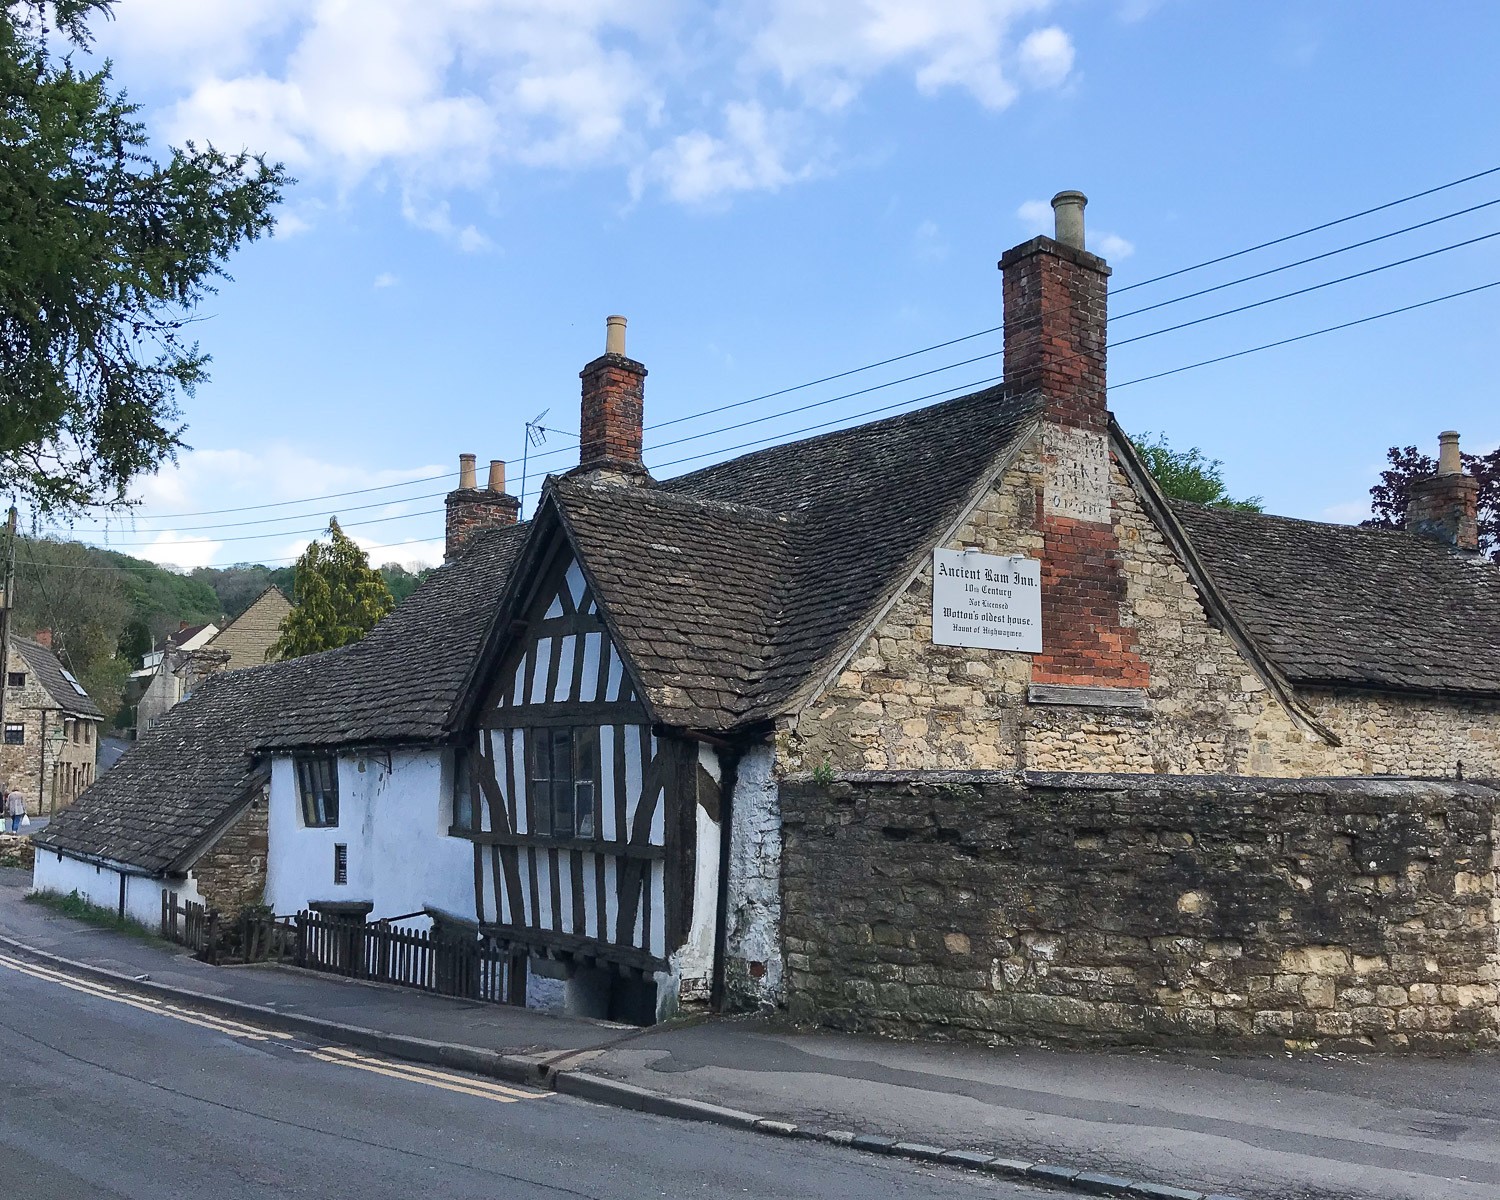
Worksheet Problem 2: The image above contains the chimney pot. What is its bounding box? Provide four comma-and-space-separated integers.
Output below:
1438, 430, 1462, 476
605, 314, 627, 357
1051, 190, 1088, 251
1408, 430, 1480, 553
571, 315, 648, 482
445, 454, 518, 560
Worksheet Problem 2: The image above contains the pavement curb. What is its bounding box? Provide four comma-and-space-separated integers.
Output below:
0, 930, 1246, 1200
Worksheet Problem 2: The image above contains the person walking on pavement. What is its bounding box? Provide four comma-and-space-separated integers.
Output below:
6, 784, 26, 834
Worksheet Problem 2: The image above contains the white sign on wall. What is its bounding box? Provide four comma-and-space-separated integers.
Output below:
932, 548, 1042, 653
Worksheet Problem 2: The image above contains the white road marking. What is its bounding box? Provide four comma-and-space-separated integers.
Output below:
0, 952, 547, 1105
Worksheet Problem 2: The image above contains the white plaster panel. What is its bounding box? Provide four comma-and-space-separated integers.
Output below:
529, 640, 552, 704
579, 632, 601, 703
725, 740, 783, 1007
553, 636, 575, 703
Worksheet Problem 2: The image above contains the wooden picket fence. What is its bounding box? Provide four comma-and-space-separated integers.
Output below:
294, 909, 521, 1004
160, 893, 520, 1004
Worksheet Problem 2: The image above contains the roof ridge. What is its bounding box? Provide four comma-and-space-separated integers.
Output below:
555, 476, 793, 524
663, 381, 1021, 492
1168, 498, 1499, 565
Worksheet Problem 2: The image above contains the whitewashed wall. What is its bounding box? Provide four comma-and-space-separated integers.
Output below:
31, 849, 202, 929
263, 749, 475, 922
723, 740, 783, 1008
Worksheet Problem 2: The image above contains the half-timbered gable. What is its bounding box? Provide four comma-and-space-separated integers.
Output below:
460, 536, 710, 1021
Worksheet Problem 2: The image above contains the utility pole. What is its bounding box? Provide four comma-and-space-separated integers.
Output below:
0, 506, 15, 738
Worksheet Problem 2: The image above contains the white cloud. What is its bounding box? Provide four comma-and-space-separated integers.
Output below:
373, 272, 398, 289
751, 0, 1067, 112
120, 531, 227, 571
1017, 26, 1074, 88
1017, 198, 1052, 234
636, 102, 813, 206
1095, 231, 1135, 260
102, 0, 1079, 221
69, 445, 450, 569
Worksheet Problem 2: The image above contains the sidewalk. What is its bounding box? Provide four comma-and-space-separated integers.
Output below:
4, 867, 1497, 1200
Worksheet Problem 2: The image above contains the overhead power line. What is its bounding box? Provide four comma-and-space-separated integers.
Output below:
48, 166, 1500, 547
35, 267, 1500, 573
1113, 195, 1500, 320
1112, 163, 1500, 294
1109, 277, 1500, 390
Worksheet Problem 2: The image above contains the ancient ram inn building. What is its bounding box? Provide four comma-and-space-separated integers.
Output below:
36, 193, 1500, 1047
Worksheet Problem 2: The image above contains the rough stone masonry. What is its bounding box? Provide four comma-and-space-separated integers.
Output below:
781, 772, 1500, 1051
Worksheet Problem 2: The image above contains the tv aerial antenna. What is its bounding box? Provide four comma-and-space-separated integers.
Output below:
520, 408, 550, 517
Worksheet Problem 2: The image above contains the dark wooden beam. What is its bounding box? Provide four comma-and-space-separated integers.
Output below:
461, 830, 666, 859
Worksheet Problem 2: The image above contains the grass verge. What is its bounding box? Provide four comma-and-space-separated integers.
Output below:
24, 889, 163, 942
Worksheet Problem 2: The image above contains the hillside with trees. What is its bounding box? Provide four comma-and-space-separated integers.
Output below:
7, 534, 429, 725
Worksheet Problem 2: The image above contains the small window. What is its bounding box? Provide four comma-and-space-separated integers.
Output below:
333, 843, 348, 886
526, 727, 598, 840
3, 723, 22, 745
295, 755, 340, 828
6, 672, 23, 688
451, 747, 476, 834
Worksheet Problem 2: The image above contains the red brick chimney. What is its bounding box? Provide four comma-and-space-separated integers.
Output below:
1000, 191, 1148, 694
444, 454, 520, 561
1408, 431, 1481, 553
32, 628, 52, 649
570, 315, 648, 483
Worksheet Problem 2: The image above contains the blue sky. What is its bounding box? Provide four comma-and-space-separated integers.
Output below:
55, 0, 1500, 570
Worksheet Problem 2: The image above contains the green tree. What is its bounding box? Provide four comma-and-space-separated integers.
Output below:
0, 0, 289, 514
271, 519, 394, 660
1130, 432, 1263, 512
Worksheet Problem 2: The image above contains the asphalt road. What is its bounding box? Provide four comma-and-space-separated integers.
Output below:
0, 955, 1048, 1200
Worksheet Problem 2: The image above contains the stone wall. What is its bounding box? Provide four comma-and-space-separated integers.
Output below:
781, 772, 1500, 1051
782, 443, 1500, 779
190, 792, 268, 917
205, 588, 291, 670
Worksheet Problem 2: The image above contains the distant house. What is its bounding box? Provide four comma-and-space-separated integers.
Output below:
131, 588, 292, 736
134, 621, 219, 735
1, 632, 103, 817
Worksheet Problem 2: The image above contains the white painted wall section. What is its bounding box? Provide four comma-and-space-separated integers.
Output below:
724, 740, 783, 1008
264, 750, 476, 923
31, 850, 202, 930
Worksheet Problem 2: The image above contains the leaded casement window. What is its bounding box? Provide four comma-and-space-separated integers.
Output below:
526, 727, 599, 839
295, 755, 340, 828
451, 747, 477, 834
6, 672, 24, 688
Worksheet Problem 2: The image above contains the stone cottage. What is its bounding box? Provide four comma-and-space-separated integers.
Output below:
34, 191, 1500, 1044
133, 620, 218, 735
2, 632, 103, 817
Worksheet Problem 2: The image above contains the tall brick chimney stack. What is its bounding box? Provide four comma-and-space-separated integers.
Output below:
1000, 191, 1148, 695
444, 453, 520, 561
570, 315, 649, 483
1408, 431, 1480, 553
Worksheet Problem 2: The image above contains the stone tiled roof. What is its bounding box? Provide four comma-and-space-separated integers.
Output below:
13, 636, 103, 719
555, 480, 794, 729
544, 385, 1042, 729
254, 523, 529, 749
32, 657, 309, 874
1169, 501, 1500, 697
